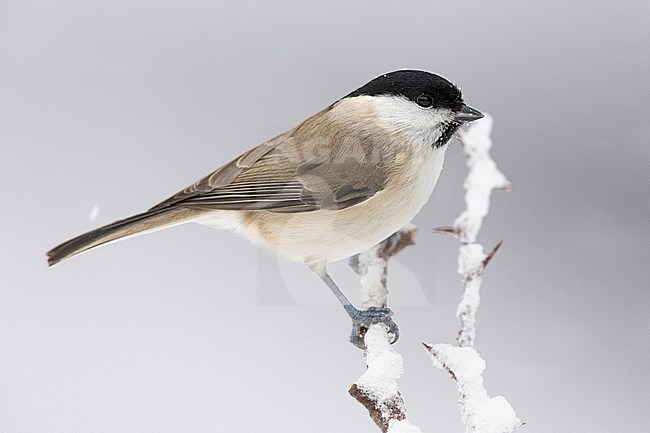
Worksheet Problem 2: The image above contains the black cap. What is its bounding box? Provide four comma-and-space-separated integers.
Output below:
344, 70, 463, 110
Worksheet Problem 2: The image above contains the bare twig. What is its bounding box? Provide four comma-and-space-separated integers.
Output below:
349, 225, 422, 433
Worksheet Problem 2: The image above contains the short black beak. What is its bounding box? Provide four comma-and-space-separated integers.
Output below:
455, 104, 484, 123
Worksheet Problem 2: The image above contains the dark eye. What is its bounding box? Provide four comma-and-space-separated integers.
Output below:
416, 94, 433, 108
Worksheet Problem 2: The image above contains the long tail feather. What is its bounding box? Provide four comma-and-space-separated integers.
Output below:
46, 207, 205, 266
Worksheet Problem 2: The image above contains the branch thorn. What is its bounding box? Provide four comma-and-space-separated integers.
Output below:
433, 226, 461, 237
482, 240, 503, 269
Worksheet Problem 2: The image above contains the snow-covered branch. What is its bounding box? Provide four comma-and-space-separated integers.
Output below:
427, 114, 521, 433
349, 226, 422, 433
423, 343, 522, 433
435, 114, 512, 347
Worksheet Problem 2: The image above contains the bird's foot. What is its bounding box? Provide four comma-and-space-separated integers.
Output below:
347, 306, 399, 349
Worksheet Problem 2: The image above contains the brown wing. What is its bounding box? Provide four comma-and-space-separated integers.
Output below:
150, 112, 389, 213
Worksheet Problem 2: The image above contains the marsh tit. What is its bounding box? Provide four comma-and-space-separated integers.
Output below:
47, 70, 483, 347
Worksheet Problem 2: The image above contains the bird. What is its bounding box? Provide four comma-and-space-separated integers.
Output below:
47, 70, 483, 347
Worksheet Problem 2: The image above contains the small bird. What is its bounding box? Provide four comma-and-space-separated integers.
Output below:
47, 70, 483, 347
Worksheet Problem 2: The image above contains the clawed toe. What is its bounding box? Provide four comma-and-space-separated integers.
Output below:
348, 307, 399, 349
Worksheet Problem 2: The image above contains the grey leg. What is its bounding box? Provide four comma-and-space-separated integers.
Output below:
320, 272, 399, 349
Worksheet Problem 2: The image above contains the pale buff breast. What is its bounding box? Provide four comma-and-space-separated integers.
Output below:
232, 142, 448, 267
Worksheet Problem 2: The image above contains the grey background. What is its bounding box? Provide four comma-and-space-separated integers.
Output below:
2, 1, 649, 432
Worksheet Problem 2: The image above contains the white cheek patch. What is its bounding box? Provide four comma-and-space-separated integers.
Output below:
372, 95, 456, 147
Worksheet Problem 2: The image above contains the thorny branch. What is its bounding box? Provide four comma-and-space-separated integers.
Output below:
434, 114, 512, 347
427, 114, 522, 433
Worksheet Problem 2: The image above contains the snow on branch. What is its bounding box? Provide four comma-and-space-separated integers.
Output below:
348, 226, 422, 433
423, 343, 523, 433
435, 114, 511, 348
446, 114, 512, 245
427, 114, 522, 433
350, 224, 417, 310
